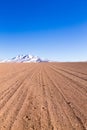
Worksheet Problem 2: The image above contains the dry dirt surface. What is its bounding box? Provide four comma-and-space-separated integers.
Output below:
0, 62, 87, 130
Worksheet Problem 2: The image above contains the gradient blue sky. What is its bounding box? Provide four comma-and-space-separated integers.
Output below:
0, 0, 87, 61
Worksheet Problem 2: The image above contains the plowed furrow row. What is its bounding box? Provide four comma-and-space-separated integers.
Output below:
49, 65, 87, 93
11, 67, 42, 130
49, 64, 87, 87
47, 64, 87, 129
44, 66, 86, 130
38, 68, 54, 130
0, 88, 28, 130
0, 65, 36, 96
48, 64, 87, 102
52, 63, 87, 77
43, 67, 72, 130
0, 65, 38, 130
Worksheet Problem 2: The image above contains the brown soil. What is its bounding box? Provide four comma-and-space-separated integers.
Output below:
0, 62, 87, 130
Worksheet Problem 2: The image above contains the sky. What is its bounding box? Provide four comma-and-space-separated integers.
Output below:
0, 0, 87, 61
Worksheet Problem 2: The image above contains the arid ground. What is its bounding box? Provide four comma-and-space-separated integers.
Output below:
0, 62, 87, 130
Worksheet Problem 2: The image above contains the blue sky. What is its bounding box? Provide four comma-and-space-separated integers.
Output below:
0, 0, 87, 61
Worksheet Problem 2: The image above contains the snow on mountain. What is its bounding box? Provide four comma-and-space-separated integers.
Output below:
0, 54, 49, 63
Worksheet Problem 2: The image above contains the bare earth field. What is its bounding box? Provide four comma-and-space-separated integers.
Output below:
0, 62, 87, 130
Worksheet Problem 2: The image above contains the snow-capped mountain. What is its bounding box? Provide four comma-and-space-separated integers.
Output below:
0, 54, 49, 63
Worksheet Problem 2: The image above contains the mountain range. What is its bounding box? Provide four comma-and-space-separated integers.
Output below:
0, 54, 49, 63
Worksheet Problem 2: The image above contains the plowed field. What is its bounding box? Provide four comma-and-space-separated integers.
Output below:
0, 63, 87, 130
